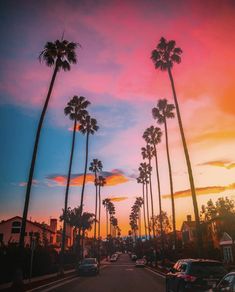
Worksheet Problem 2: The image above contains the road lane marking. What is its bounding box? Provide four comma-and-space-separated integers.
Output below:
144, 267, 166, 279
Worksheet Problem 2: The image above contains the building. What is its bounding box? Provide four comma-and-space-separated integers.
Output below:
0, 216, 73, 249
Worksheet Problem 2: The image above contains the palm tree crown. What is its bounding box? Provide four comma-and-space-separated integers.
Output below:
152, 99, 175, 124
39, 39, 79, 71
64, 96, 90, 122
89, 159, 103, 174
141, 145, 155, 161
151, 37, 182, 71
143, 126, 162, 146
80, 115, 99, 135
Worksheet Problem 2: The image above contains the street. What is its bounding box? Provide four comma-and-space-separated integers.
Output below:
39, 254, 165, 292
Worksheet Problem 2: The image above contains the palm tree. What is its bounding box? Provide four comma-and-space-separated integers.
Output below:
139, 162, 151, 239
102, 198, 111, 238
141, 144, 155, 238
60, 206, 95, 259
60, 96, 90, 270
96, 176, 106, 241
79, 116, 99, 215
137, 175, 147, 239
151, 37, 201, 252
152, 98, 176, 248
89, 159, 103, 240
20, 39, 79, 248
143, 126, 164, 249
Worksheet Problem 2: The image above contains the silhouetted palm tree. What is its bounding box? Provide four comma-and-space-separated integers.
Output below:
137, 175, 147, 239
96, 176, 106, 240
20, 39, 79, 248
141, 144, 155, 238
102, 198, 111, 238
143, 126, 164, 249
151, 37, 201, 252
79, 116, 99, 215
89, 159, 103, 240
139, 162, 151, 239
152, 98, 176, 248
60, 96, 90, 270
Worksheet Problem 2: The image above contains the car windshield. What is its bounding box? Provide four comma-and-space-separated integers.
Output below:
82, 258, 96, 265
189, 262, 226, 276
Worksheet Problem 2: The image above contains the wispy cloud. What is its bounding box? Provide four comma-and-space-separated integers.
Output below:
19, 180, 38, 187
198, 160, 235, 169
163, 183, 235, 199
46, 170, 131, 187
108, 196, 128, 202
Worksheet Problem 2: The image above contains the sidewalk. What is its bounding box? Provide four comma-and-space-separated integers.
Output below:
0, 268, 75, 291
0, 259, 108, 291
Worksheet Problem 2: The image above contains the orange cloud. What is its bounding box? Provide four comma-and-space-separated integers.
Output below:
19, 180, 38, 187
198, 160, 235, 169
68, 124, 80, 132
163, 183, 235, 199
108, 197, 128, 202
192, 131, 235, 144
47, 171, 130, 187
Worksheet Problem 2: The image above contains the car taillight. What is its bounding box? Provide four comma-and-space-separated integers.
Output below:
180, 274, 197, 282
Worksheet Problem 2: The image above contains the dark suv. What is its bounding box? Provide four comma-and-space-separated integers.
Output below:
166, 259, 227, 291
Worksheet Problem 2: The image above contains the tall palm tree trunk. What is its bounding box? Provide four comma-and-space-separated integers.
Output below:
106, 208, 108, 238
98, 185, 101, 261
94, 171, 98, 240
142, 183, 147, 239
80, 132, 90, 214
154, 145, 164, 251
148, 159, 155, 238
98, 186, 101, 240
145, 183, 151, 239
164, 118, 176, 249
20, 65, 59, 248
168, 68, 201, 253
139, 209, 141, 238
61, 119, 77, 269
78, 132, 90, 258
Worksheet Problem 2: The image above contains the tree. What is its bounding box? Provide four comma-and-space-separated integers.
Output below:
20, 39, 79, 248
152, 211, 172, 236
143, 126, 164, 249
152, 98, 176, 248
79, 116, 99, 215
201, 197, 235, 241
61, 96, 90, 270
60, 206, 95, 258
89, 159, 103, 240
137, 175, 147, 239
103, 198, 111, 238
151, 37, 201, 252
96, 176, 106, 240
138, 162, 152, 239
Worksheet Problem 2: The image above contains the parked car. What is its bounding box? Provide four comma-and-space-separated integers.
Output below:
213, 272, 235, 291
110, 254, 118, 262
77, 258, 99, 276
166, 259, 227, 291
135, 258, 146, 268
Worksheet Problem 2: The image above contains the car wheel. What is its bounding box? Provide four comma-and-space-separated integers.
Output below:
177, 281, 185, 292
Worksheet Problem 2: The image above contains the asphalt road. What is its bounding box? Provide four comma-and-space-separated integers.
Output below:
40, 253, 165, 292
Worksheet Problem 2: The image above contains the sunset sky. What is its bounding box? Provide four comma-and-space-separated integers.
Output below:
1, 0, 235, 236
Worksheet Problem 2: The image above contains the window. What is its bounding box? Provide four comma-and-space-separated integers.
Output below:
11, 221, 21, 234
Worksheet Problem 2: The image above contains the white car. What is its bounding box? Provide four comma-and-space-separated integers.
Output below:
135, 258, 146, 267
110, 254, 118, 262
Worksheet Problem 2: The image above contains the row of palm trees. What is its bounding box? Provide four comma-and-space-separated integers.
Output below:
134, 37, 201, 253
102, 199, 120, 238
129, 197, 144, 240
